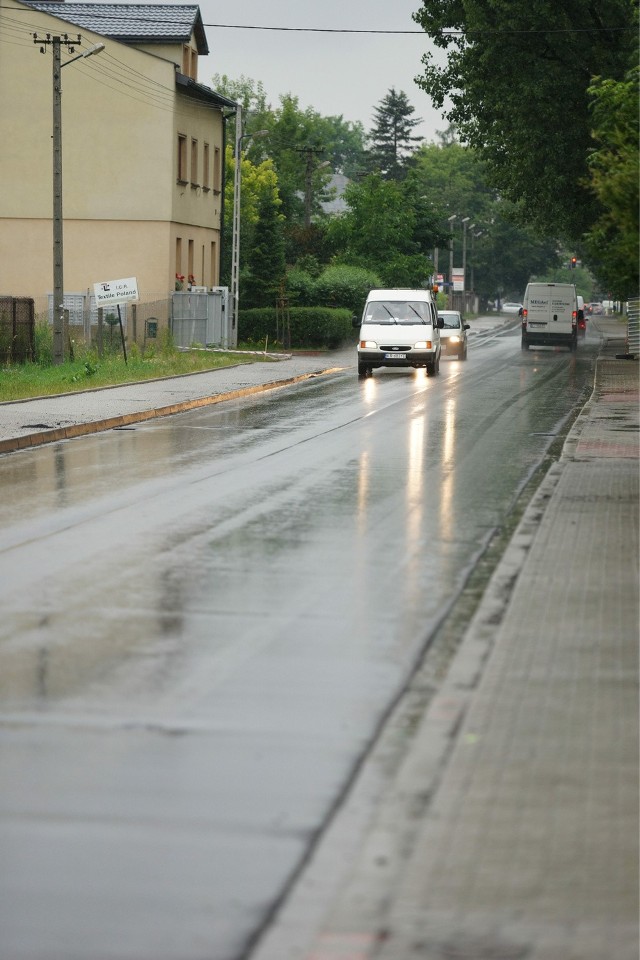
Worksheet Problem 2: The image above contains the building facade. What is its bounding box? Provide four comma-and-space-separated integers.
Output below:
0, 0, 237, 306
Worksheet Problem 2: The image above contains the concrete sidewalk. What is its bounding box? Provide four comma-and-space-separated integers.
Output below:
253, 317, 639, 960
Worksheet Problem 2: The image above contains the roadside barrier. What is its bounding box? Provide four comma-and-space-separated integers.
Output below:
625, 298, 639, 358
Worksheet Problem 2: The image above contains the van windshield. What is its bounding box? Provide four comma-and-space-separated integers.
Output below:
364, 300, 432, 324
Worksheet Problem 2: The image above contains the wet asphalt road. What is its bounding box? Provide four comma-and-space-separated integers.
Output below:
0, 326, 598, 959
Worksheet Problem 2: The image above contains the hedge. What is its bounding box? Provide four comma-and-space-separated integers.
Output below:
238, 307, 355, 349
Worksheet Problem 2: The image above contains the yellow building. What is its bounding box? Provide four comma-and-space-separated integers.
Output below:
0, 0, 237, 308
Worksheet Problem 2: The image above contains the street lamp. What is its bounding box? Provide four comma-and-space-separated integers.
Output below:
461, 217, 470, 296
470, 229, 483, 293
34, 34, 105, 363
229, 105, 268, 342
447, 215, 457, 308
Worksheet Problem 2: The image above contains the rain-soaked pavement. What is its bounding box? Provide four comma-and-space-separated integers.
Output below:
0, 326, 599, 959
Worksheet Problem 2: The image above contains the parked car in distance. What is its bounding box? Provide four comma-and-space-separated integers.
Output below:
501, 301, 524, 314
438, 310, 470, 360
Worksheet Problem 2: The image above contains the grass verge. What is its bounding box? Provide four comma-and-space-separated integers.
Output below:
0, 347, 270, 402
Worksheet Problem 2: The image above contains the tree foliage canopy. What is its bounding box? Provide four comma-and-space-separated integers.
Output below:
412, 0, 638, 250
583, 65, 639, 297
367, 88, 423, 180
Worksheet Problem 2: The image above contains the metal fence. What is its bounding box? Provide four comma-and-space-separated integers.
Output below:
626, 298, 639, 358
0, 297, 35, 362
170, 288, 231, 348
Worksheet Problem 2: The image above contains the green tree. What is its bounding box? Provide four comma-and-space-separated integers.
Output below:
220, 146, 281, 284
413, 0, 637, 243
241, 191, 286, 309
583, 65, 639, 298
327, 173, 432, 286
409, 141, 558, 299
368, 88, 423, 180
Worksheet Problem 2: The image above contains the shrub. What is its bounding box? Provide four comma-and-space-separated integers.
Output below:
312, 264, 382, 314
238, 307, 354, 349
286, 268, 316, 306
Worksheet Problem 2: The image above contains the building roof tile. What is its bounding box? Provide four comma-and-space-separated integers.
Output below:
25, 3, 208, 53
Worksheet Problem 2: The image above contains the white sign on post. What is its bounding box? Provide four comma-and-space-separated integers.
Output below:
93, 277, 139, 306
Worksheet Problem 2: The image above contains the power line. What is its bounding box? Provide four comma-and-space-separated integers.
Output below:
4, 9, 635, 34
202, 23, 635, 36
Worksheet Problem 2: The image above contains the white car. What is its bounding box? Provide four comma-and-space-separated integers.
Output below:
501, 301, 524, 314
438, 310, 469, 360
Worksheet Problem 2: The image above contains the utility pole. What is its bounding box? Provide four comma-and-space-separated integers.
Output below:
34, 33, 103, 364
35, 33, 80, 363
297, 147, 329, 228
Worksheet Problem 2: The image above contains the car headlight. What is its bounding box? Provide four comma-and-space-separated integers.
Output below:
449, 335, 461, 343
360, 340, 377, 349
414, 340, 432, 349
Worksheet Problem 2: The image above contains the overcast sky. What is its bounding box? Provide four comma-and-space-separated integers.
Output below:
195, 0, 449, 142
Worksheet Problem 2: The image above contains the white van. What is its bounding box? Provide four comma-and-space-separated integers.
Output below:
521, 282, 578, 351
355, 288, 443, 378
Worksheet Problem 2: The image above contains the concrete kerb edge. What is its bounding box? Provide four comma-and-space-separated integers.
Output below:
0, 367, 342, 456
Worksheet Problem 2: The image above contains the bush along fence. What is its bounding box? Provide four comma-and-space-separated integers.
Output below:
238, 307, 355, 350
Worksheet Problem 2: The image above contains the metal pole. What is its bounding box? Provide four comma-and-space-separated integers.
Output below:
230, 105, 242, 342
52, 37, 64, 365
447, 215, 456, 309
461, 217, 470, 296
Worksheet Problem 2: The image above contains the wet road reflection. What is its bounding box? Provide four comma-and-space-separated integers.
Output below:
0, 330, 597, 959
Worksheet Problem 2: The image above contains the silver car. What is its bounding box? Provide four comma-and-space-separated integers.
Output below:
437, 310, 469, 360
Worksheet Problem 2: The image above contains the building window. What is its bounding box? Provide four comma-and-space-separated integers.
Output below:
213, 146, 221, 195
188, 239, 194, 279
191, 138, 198, 185
181, 44, 198, 79
177, 135, 187, 182
203, 143, 210, 190
176, 238, 182, 277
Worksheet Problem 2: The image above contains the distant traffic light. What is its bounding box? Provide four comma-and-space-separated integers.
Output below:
571, 257, 577, 268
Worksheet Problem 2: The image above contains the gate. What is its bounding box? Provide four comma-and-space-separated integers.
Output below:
0, 296, 35, 362
171, 288, 230, 348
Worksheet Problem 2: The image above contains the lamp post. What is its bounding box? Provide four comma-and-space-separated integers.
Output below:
470, 229, 483, 294
229, 106, 268, 342
447, 215, 457, 308
461, 217, 470, 297
34, 35, 105, 363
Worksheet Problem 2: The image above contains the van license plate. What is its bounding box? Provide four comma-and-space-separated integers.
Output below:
528, 322, 545, 328
385, 352, 406, 359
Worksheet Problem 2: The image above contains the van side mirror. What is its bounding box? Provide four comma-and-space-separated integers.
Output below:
464, 323, 470, 330
351, 314, 360, 329
577, 309, 584, 321
437, 318, 444, 329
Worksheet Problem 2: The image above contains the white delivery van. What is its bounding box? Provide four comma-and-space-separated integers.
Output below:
521, 282, 578, 351
355, 288, 443, 378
